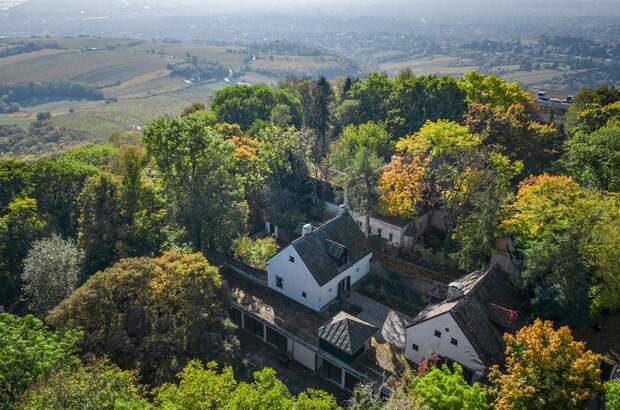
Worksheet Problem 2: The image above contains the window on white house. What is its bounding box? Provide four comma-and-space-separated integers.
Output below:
389, 233, 393, 242
289, 256, 295, 263
378, 228, 382, 237
302, 291, 307, 298
276, 276, 284, 289
411, 343, 419, 351
451, 338, 458, 346
434, 330, 441, 338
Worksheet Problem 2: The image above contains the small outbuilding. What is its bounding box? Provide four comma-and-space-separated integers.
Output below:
318, 311, 378, 364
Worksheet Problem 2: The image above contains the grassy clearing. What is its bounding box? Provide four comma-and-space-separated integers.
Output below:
104, 69, 170, 92
380, 55, 479, 76
238, 72, 279, 85
111, 77, 188, 99
0, 48, 71, 67
502, 69, 568, 85
34, 37, 140, 50
158, 43, 249, 68
70, 58, 166, 88
1, 81, 226, 142
46, 81, 227, 139
51, 112, 127, 140
0, 49, 167, 85
250, 54, 345, 72
0, 113, 34, 128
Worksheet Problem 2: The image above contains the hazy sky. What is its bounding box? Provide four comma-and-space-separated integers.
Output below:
4, 0, 620, 18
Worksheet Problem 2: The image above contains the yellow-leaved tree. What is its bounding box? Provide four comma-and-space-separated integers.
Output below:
489, 319, 602, 410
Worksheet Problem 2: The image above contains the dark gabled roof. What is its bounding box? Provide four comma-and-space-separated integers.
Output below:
291, 212, 372, 286
318, 311, 378, 354
408, 267, 520, 366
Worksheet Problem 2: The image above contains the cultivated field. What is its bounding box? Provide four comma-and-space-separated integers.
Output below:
0, 37, 241, 146
379, 55, 479, 77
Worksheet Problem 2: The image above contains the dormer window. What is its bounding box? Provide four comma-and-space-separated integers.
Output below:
324, 239, 348, 267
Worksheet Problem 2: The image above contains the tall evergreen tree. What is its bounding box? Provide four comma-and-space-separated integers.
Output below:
78, 173, 122, 277
310, 76, 334, 154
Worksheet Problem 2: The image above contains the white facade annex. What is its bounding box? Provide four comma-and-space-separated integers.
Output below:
405, 312, 485, 374
350, 212, 414, 249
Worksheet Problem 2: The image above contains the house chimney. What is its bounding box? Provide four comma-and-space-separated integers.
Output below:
302, 223, 313, 237
446, 282, 465, 302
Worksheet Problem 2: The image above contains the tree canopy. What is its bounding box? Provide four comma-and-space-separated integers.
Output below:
0, 313, 82, 409
561, 121, 620, 192
47, 252, 237, 385
489, 319, 602, 410
211, 84, 302, 130
143, 114, 248, 253
17, 359, 148, 410
501, 175, 620, 323
155, 360, 342, 410
409, 364, 488, 410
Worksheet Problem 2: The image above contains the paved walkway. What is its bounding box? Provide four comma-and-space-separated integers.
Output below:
344, 291, 414, 350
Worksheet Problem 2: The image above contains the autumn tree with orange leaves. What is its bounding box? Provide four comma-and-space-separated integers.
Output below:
489, 319, 602, 410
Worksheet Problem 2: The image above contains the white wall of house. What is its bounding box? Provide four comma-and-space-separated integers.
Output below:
316, 253, 372, 308
293, 341, 316, 370
405, 312, 485, 373
267, 245, 372, 311
350, 212, 406, 246
267, 246, 323, 310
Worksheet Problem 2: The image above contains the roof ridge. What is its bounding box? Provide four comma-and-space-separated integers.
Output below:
288, 212, 348, 246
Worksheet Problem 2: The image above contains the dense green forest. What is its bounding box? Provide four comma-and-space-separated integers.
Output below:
0, 82, 104, 106
1, 71, 619, 409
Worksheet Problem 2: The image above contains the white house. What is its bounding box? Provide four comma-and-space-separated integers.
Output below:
350, 211, 419, 249
404, 267, 519, 380
266, 212, 373, 311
